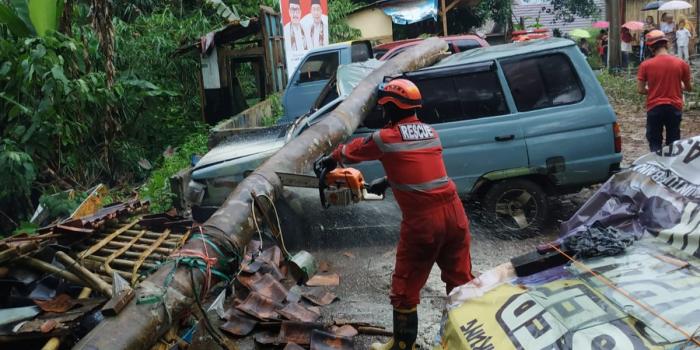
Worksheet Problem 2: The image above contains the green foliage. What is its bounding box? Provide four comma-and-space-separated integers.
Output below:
113, 9, 210, 165
0, 139, 36, 201
262, 93, 283, 126
597, 71, 644, 109
328, 0, 360, 43
140, 131, 208, 213
28, 0, 64, 36
38, 190, 86, 218
0, 0, 64, 37
0, 2, 33, 37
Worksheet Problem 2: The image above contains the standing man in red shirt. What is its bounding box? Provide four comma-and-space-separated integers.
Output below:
638, 29, 692, 152
317, 79, 473, 350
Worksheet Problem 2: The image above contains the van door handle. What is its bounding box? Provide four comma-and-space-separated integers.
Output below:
495, 134, 515, 142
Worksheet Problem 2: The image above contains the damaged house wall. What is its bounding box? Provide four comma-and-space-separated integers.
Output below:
73, 38, 449, 350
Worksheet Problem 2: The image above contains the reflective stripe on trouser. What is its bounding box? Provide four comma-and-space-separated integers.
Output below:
389, 176, 449, 192
390, 196, 473, 308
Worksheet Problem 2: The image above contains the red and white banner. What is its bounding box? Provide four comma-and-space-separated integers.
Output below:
280, 0, 329, 77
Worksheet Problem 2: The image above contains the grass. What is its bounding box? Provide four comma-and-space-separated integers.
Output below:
597, 71, 645, 109
139, 131, 209, 213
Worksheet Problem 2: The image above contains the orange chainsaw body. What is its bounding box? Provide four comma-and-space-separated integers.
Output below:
324, 168, 365, 206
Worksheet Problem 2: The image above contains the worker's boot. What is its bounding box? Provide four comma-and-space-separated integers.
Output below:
370, 307, 418, 350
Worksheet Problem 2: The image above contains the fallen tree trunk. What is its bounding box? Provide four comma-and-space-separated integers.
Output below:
74, 38, 448, 350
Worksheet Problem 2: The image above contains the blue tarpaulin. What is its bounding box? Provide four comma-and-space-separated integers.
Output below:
381, 0, 438, 25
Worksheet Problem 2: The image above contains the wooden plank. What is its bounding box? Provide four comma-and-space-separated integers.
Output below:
103, 229, 147, 276
101, 289, 135, 316
132, 229, 171, 285
79, 218, 140, 260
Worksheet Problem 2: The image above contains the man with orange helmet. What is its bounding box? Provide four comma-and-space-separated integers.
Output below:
317, 78, 474, 349
638, 29, 692, 152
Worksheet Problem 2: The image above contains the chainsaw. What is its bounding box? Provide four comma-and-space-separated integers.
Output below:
276, 163, 385, 209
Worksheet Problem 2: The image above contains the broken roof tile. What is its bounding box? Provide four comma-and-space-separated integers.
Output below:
284, 343, 306, 350
302, 288, 338, 306
278, 321, 325, 346
34, 294, 76, 313
306, 272, 340, 287
220, 309, 257, 336
236, 291, 282, 321
261, 246, 283, 267
310, 329, 354, 350
249, 273, 289, 303
237, 272, 263, 290
277, 302, 321, 323
254, 330, 279, 346
332, 325, 358, 338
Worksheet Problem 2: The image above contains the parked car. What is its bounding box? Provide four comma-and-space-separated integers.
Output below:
280, 40, 372, 124
374, 34, 489, 61
178, 38, 622, 236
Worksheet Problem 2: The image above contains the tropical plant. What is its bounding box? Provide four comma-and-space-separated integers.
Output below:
328, 0, 361, 42
0, 0, 65, 37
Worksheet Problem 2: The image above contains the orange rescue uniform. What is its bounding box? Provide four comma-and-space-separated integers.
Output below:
331, 116, 473, 308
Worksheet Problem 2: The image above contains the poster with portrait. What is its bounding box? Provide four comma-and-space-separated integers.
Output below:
280, 0, 329, 78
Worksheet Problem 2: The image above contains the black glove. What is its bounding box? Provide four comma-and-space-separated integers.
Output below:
367, 177, 389, 196
313, 155, 337, 177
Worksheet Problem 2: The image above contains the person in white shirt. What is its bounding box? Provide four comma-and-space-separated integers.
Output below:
283, 0, 309, 52
660, 13, 676, 54
302, 0, 329, 49
676, 19, 692, 62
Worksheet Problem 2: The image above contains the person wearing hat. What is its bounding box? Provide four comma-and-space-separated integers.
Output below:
302, 0, 329, 49
637, 29, 692, 152
283, 0, 309, 52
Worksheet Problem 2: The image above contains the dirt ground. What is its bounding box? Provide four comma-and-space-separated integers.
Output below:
230, 98, 700, 349
614, 96, 700, 165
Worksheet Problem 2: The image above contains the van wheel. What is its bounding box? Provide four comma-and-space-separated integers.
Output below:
481, 179, 549, 238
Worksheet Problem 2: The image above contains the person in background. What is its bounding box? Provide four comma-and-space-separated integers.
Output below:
676, 19, 692, 62
621, 27, 633, 68
642, 15, 658, 61
579, 38, 591, 57
597, 29, 608, 66
660, 13, 676, 54
644, 15, 657, 31
637, 30, 692, 152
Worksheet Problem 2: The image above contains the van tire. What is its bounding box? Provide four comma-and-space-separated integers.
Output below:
481, 179, 549, 239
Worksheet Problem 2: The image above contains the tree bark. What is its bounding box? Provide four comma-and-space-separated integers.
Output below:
73, 38, 448, 350
607, 0, 621, 69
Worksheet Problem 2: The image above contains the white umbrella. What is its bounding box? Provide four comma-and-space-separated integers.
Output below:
659, 0, 692, 10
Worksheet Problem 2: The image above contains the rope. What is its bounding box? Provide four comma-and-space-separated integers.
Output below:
549, 243, 700, 347
253, 194, 291, 259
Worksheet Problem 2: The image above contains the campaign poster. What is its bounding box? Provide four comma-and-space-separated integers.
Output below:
280, 0, 329, 78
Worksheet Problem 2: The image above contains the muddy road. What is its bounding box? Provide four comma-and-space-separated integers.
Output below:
230, 99, 700, 349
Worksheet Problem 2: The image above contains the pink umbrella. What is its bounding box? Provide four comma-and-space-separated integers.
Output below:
592, 21, 610, 28
622, 21, 645, 31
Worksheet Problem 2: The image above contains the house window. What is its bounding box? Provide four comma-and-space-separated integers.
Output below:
501, 54, 583, 112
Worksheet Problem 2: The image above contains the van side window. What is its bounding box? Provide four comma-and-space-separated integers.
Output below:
501, 54, 583, 112
413, 69, 508, 124
297, 52, 339, 84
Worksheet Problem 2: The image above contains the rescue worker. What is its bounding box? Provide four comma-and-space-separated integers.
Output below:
317, 79, 474, 349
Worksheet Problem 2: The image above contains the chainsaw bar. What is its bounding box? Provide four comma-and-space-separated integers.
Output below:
276, 172, 319, 188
